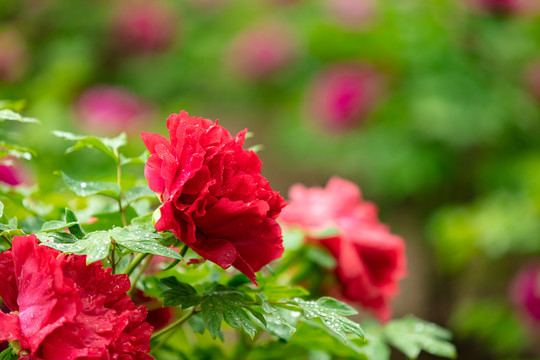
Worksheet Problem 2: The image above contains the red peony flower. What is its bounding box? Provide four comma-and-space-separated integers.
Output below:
141, 111, 286, 283
279, 177, 407, 322
464, 0, 537, 15
510, 262, 540, 324
306, 63, 383, 131
0, 235, 153, 359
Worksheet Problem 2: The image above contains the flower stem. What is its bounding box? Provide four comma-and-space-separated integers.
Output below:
128, 254, 153, 296
116, 159, 127, 227
124, 253, 148, 276
180, 244, 189, 258
151, 307, 198, 341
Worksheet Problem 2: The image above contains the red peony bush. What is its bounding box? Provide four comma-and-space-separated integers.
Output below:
280, 177, 407, 322
141, 111, 286, 283
0, 235, 153, 359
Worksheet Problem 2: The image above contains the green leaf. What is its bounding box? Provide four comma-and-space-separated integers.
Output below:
52, 131, 126, 163
160, 277, 201, 308
120, 151, 148, 166
384, 316, 456, 359
0, 99, 26, 112
294, 298, 364, 343
124, 186, 156, 205
0, 141, 36, 160
0, 201, 3, 217
0, 109, 39, 123
263, 285, 310, 300
110, 226, 182, 259
66, 230, 112, 263
305, 247, 337, 269
57, 171, 120, 199
0, 347, 18, 360
40, 220, 79, 232
315, 297, 358, 316
37, 232, 78, 252
65, 208, 86, 239
201, 285, 261, 339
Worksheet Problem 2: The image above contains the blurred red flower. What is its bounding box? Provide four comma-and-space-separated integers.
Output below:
306, 63, 383, 131
510, 263, 540, 323
111, 0, 178, 54
74, 86, 154, 135
280, 177, 407, 322
227, 22, 298, 79
141, 111, 285, 283
0, 156, 32, 187
325, 0, 376, 29
0, 29, 29, 83
465, 0, 537, 15
0, 235, 153, 359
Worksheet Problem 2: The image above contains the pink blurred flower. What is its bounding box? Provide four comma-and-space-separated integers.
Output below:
111, 0, 178, 54
325, 0, 376, 29
75, 86, 154, 135
0, 29, 29, 83
465, 0, 538, 15
0, 156, 32, 187
280, 177, 407, 322
510, 263, 540, 323
306, 63, 383, 131
227, 22, 298, 79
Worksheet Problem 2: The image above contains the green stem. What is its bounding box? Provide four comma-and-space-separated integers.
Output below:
179, 244, 189, 258
128, 254, 153, 296
116, 159, 127, 227
124, 253, 148, 276
151, 307, 198, 341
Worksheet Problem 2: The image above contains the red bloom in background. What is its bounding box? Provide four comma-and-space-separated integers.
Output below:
74, 86, 154, 135
510, 262, 540, 323
227, 22, 298, 79
0, 235, 153, 359
111, 0, 178, 54
0, 156, 32, 187
142, 111, 285, 283
306, 63, 383, 131
0, 28, 29, 83
280, 177, 407, 322
465, 0, 537, 15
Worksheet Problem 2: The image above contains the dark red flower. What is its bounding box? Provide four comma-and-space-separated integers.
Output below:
279, 177, 407, 322
465, 0, 537, 15
0, 235, 153, 359
141, 111, 285, 283
0, 156, 32, 187
510, 262, 540, 323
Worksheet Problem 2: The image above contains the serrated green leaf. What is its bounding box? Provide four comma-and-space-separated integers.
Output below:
65, 208, 86, 239
57, 171, 120, 199
120, 151, 148, 166
65, 230, 112, 263
384, 316, 456, 359
110, 226, 182, 259
124, 186, 156, 205
0, 347, 18, 360
315, 297, 358, 316
0, 109, 39, 123
201, 295, 224, 339
40, 220, 79, 232
294, 298, 364, 343
52, 131, 126, 163
263, 285, 310, 300
160, 277, 201, 308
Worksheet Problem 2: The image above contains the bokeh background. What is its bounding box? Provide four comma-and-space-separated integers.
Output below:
2, 0, 540, 358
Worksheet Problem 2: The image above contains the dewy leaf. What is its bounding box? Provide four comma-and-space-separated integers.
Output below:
52, 131, 126, 163
40, 220, 79, 232
57, 171, 120, 199
65, 230, 112, 264
294, 298, 364, 343
315, 297, 358, 316
110, 226, 182, 260
119, 151, 149, 166
0, 109, 39, 123
262, 285, 310, 300
384, 316, 456, 359
201, 285, 261, 339
160, 277, 201, 308
38, 232, 78, 252
0, 141, 36, 160
65, 208, 86, 239
124, 186, 157, 205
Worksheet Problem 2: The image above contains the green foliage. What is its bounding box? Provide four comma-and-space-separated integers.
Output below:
0, 109, 38, 124
0, 347, 18, 360
57, 171, 120, 199
52, 131, 127, 164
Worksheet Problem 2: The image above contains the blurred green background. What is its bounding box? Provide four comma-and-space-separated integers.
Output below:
2, 0, 540, 358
